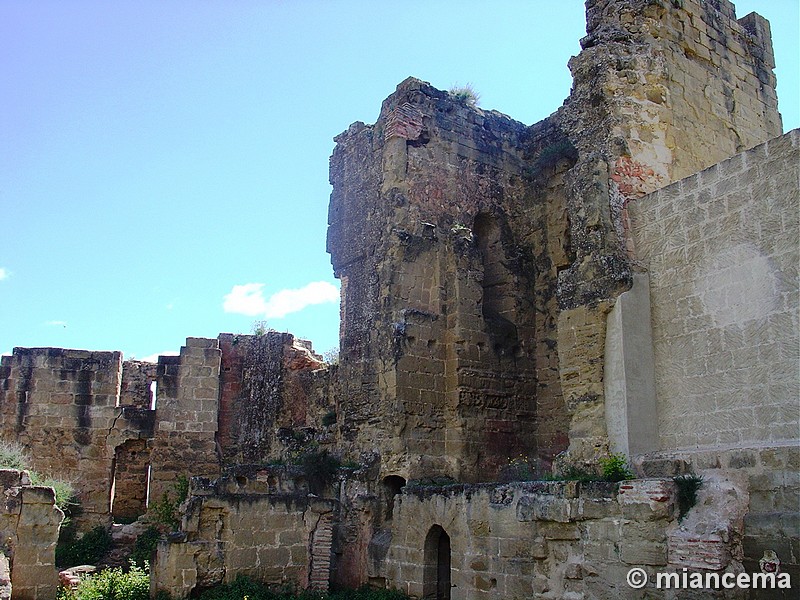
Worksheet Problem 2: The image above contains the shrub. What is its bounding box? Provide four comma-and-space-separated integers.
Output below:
57, 563, 150, 600
152, 475, 189, 531
531, 139, 578, 175
599, 453, 634, 482
28, 471, 76, 514
674, 474, 703, 521
298, 449, 340, 494
0, 440, 29, 470
130, 526, 162, 568
56, 525, 113, 568
542, 465, 597, 482
321, 410, 337, 427
498, 455, 536, 482
449, 83, 480, 107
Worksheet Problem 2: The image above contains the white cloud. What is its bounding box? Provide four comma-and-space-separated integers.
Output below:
0, 268, 9, 281
223, 281, 339, 319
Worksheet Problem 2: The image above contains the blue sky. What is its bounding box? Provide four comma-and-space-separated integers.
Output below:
1, 1, 798, 361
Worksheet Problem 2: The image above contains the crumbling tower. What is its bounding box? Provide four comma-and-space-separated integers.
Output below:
327, 0, 783, 481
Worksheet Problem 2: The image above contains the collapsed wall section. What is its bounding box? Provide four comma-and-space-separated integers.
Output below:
217, 332, 328, 465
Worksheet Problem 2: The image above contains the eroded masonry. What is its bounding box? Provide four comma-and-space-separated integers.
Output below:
1, 0, 797, 598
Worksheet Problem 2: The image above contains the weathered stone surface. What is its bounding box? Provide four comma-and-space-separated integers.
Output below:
0, 0, 796, 597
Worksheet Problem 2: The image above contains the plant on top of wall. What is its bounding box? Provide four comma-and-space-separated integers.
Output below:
449, 82, 481, 107
674, 474, 703, 521
194, 574, 411, 600
599, 453, 635, 482
297, 448, 341, 495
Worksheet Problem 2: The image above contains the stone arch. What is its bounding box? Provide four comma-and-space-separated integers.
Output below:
423, 525, 451, 600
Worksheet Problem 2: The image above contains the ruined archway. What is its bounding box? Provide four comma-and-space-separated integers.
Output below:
423, 525, 451, 600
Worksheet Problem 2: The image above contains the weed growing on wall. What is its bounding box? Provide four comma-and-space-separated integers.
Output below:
674, 474, 703, 521
498, 455, 537, 482
130, 526, 162, 567
152, 475, 190, 531
599, 453, 634, 482
448, 83, 480, 107
0, 440, 28, 470
0, 440, 77, 514
298, 449, 340, 494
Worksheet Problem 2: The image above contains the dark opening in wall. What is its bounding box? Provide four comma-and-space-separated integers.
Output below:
423, 525, 451, 600
111, 439, 150, 522
473, 213, 519, 356
381, 475, 406, 521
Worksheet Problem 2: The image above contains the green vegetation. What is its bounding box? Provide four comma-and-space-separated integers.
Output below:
298, 449, 341, 494
531, 138, 578, 176
321, 410, 337, 427
196, 576, 410, 600
252, 320, 272, 336
599, 453, 635, 482
0, 440, 28, 470
130, 526, 162, 568
57, 564, 151, 600
674, 474, 703, 521
542, 465, 597, 483
322, 347, 339, 366
0, 440, 76, 514
152, 475, 190, 531
449, 83, 480, 107
56, 525, 113, 568
499, 455, 536, 482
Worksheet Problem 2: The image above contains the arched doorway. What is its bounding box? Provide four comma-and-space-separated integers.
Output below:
423, 525, 451, 599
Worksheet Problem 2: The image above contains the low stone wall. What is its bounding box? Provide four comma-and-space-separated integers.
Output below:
0, 469, 64, 600
380, 478, 752, 599
152, 473, 335, 599
639, 444, 800, 588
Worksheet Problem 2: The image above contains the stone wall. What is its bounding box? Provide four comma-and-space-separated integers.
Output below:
0, 469, 64, 600
552, 0, 782, 468
217, 332, 327, 466
627, 130, 798, 452
149, 338, 222, 505
0, 348, 154, 526
153, 472, 335, 598
381, 479, 689, 599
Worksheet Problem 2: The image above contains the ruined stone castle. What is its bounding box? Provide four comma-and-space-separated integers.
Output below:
1, 0, 797, 598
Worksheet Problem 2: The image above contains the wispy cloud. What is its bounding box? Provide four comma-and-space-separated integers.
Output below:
0, 268, 9, 281
223, 281, 339, 319
44, 320, 68, 327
